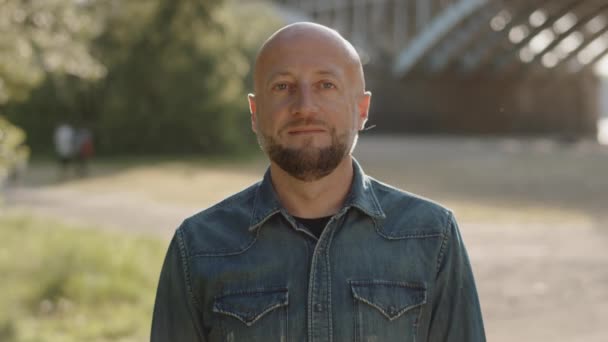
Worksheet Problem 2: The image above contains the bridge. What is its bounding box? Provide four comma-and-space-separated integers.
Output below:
272, 0, 608, 138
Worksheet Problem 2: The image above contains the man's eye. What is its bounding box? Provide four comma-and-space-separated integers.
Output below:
321, 82, 336, 89
273, 83, 288, 91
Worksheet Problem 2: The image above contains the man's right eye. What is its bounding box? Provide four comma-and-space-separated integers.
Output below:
273, 83, 288, 91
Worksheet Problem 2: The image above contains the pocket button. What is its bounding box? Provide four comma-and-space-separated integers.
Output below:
314, 303, 323, 312
388, 305, 397, 315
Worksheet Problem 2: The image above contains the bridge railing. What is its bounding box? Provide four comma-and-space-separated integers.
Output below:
274, 0, 608, 78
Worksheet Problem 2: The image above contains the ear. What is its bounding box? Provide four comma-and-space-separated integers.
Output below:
248, 93, 257, 133
357, 91, 371, 130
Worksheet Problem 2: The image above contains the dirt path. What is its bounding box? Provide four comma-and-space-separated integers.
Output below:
3, 136, 607, 342
466, 222, 608, 342
4, 187, 195, 239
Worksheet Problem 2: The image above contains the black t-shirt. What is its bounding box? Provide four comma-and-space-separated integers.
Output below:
293, 215, 332, 238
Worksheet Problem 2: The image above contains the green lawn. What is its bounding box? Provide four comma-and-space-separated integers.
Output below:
0, 214, 166, 342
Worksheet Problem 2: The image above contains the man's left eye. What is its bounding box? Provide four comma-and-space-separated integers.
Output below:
321, 82, 336, 89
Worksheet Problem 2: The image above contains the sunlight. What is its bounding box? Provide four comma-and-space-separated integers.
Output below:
596, 55, 608, 76
598, 117, 608, 145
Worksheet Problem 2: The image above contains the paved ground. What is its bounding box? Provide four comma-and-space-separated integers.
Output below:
3, 136, 607, 341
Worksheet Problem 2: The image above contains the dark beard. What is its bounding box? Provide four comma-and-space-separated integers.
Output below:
262, 129, 349, 182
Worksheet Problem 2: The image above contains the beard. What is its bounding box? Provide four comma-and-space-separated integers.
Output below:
258, 120, 354, 182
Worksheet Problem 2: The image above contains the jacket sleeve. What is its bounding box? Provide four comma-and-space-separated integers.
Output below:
422, 212, 486, 341
151, 229, 207, 342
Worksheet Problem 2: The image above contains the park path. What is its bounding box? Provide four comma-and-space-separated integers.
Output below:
2, 136, 607, 342
4, 186, 195, 239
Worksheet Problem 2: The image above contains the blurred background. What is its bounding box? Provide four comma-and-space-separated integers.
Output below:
0, 0, 607, 341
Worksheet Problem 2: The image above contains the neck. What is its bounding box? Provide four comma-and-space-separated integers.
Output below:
270, 156, 354, 218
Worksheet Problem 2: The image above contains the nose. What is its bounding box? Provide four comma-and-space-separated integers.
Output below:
291, 85, 318, 116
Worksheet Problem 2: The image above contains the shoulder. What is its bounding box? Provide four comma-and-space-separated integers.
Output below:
176, 182, 260, 257
368, 177, 453, 238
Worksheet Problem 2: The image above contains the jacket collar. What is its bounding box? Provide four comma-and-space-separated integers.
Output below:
248, 158, 385, 231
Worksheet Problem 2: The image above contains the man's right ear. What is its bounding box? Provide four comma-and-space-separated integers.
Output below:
248, 93, 257, 133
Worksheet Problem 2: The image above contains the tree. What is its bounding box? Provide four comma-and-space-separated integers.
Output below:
0, 0, 110, 182
0, 0, 108, 103
4, 0, 285, 155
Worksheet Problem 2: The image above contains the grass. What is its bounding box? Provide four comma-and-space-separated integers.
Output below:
0, 213, 166, 342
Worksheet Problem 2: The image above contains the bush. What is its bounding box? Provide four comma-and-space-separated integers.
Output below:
0, 116, 29, 186
0, 214, 167, 342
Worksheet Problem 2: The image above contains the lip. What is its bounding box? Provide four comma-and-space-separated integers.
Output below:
287, 127, 327, 135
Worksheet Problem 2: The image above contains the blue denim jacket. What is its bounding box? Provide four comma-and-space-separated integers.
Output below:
151, 160, 485, 341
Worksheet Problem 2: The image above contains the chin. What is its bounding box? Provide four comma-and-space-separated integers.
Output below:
292, 144, 332, 154
289, 137, 331, 149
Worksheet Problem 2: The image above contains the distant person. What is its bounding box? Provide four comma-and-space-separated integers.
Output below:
53, 123, 75, 176
151, 22, 485, 341
74, 127, 94, 176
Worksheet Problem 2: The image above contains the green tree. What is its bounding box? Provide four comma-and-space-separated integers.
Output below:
0, 116, 29, 187
0, 0, 110, 182
0, 0, 108, 103
5, 0, 284, 155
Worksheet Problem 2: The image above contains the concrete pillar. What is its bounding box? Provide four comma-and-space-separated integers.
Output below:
393, 0, 409, 52
353, 0, 367, 45
416, 0, 432, 32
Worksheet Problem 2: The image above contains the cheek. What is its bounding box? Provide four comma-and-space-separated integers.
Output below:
256, 102, 290, 131
328, 100, 359, 128
317, 96, 349, 115
263, 96, 293, 115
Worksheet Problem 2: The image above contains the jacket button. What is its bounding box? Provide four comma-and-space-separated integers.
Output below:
314, 303, 323, 312
388, 306, 397, 315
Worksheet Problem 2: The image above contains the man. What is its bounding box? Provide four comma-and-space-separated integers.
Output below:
53, 122, 75, 176
151, 22, 485, 341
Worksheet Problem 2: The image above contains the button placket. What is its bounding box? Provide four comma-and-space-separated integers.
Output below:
307, 216, 337, 342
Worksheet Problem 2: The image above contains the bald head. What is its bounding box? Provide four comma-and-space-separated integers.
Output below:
247, 22, 372, 179
253, 22, 365, 95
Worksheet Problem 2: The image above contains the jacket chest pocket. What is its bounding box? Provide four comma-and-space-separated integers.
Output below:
350, 280, 426, 342
212, 287, 288, 342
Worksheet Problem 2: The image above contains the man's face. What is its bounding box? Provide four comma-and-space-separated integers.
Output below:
249, 27, 370, 182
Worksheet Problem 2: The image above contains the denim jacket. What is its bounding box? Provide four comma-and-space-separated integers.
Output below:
151, 160, 486, 341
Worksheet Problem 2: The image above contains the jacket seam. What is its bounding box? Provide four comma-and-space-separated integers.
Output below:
367, 179, 386, 217
176, 228, 203, 311
376, 229, 444, 240
189, 226, 261, 257
436, 211, 453, 273
372, 210, 443, 240
349, 280, 426, 288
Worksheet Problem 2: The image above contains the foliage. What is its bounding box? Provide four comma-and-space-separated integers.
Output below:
0, 0, 111, 178
0, 213, 166, 342
3, 0, 284, 155
0, 0, 107, 104
0, 115, 29, 186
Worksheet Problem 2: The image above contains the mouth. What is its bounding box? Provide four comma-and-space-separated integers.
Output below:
287, 127, 327, 135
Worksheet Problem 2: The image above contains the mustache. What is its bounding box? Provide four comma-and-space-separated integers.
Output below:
280, 118, 328, 133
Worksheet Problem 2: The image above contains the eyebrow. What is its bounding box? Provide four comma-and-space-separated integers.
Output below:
315, 70, 340, 77
265, 70, 341, 87
266, 71, 294, 83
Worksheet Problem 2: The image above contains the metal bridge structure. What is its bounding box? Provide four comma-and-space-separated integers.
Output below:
272, 0, 608, 137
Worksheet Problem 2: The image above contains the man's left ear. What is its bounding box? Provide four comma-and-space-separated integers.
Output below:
248, 93, 257, 133
357, 91, 371, 130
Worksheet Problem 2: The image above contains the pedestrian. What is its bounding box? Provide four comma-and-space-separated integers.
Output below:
75, 126, 94, 176
53, 123, 75, 177
151, 22, 485, 341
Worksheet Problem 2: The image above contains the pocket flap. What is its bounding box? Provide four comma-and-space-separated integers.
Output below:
213, 287, 288, 326
350, 280, 426, 321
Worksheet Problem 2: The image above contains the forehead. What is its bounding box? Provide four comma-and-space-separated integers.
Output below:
255, 31, 358, 84
264, 50, 348, 81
